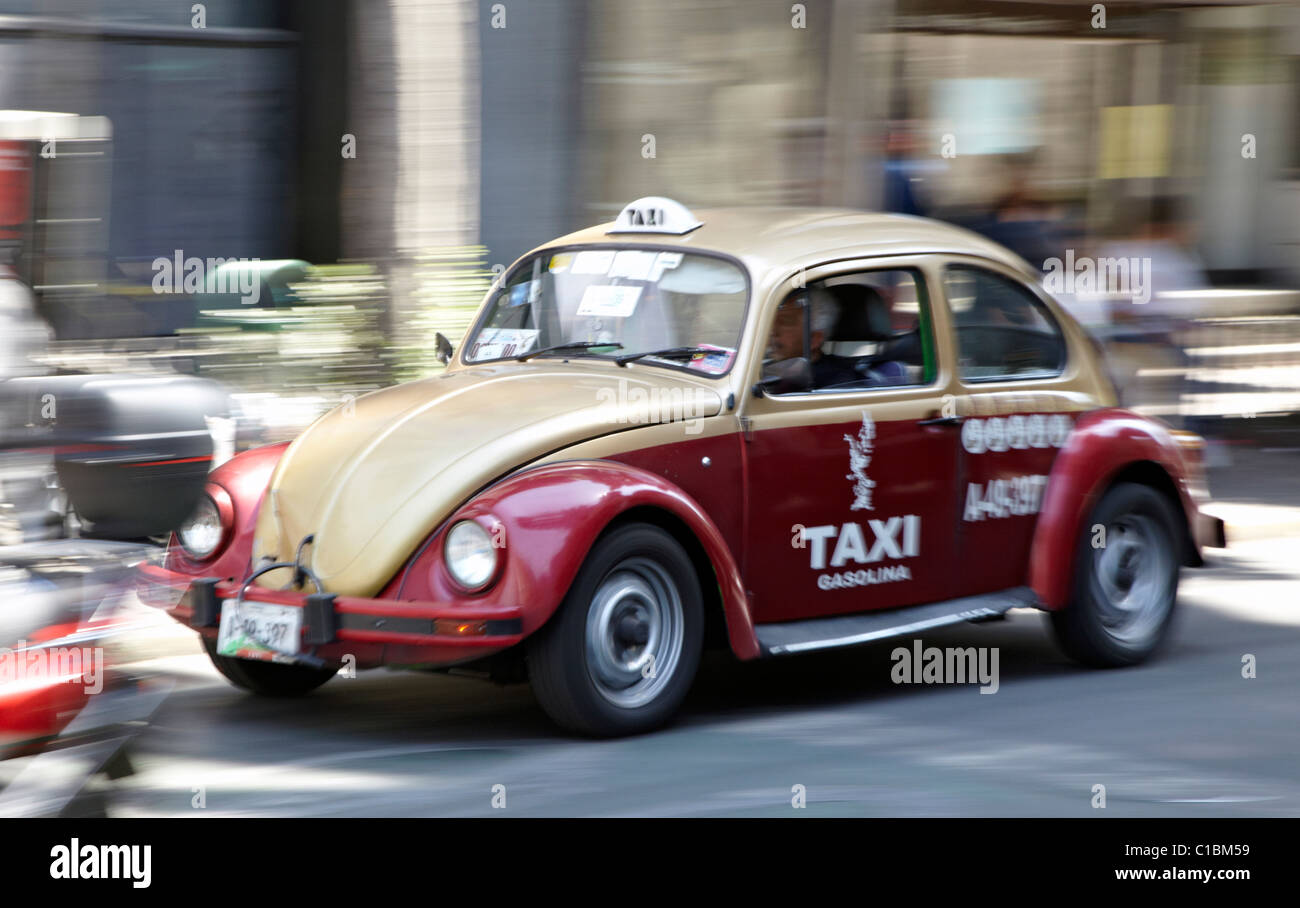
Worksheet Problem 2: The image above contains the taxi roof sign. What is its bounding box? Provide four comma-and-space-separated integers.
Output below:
607, 197, 702, 235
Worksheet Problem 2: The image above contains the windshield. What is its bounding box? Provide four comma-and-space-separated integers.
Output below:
463, 247, 749, 375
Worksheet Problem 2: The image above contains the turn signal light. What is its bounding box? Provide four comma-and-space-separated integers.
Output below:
433, 619, 488, 637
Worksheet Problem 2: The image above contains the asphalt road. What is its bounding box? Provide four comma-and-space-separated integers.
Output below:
77, 525, 1295, 818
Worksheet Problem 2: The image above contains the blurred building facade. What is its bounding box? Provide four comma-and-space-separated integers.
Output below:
0, 0, 349, 338
4, 0, 1300, 339
0, 0, 302, 264
364, 0, 1300, 286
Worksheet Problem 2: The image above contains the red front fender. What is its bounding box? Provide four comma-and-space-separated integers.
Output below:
1029, 409, 1198, 609
391, 460, 759, 660
158, 441, 289, 584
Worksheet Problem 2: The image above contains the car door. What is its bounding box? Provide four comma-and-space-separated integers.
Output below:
741, 259, 963, 625
939, 258, 1079, 599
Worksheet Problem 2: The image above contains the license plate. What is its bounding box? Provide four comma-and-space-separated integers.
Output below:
216, 599, 302, 663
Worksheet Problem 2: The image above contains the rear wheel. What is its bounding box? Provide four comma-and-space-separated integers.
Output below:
202, 637, 336, 697
527, 524, 703, 737
1051, 482, 1181, 667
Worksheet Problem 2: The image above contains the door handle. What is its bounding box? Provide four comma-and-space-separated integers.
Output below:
918, 415, 964, 427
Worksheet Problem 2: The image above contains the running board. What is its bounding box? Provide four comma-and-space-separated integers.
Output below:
755, 586, 1040, 657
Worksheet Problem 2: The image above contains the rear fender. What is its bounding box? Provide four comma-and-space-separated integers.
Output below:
1029, 409, 1197, 609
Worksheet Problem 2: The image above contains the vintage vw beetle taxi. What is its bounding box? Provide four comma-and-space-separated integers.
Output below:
139, 197, 1226, 736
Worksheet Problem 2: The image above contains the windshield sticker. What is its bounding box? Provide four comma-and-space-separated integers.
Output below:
508, 283, 531, 307
685, 344, 735, 375
572, 250, 616, 275
608, 250, 658, 281
650, 252, 683, 282
548, 253, 574, 273
576, 284, 642, 318
468, 327, 538, 360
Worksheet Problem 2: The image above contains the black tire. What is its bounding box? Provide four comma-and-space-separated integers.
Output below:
202, 636, 336, 697
527, 523, 704, 737
1051, 482, 1182, 667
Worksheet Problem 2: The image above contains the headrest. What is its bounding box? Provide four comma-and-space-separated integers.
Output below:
826, 284, 892, 341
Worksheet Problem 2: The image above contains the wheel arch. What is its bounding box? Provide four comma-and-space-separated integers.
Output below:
1029, 409, 1199, 609
1106, 460, 1198, 566
602, 505, 730, 651
397, 460, 761, 660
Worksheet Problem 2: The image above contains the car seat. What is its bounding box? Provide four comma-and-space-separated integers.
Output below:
824, 284, 911, 384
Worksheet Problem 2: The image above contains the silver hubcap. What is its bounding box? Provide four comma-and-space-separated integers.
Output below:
585, 557, 684, 709
1092, 514, 1173, 644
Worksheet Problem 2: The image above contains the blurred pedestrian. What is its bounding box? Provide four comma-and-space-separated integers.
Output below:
0, 242, 50, 380
1096, 197, 1208, 425
976, 164, 1068, 273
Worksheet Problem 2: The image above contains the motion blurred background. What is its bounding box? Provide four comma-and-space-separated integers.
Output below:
1, 0, 1298, 816
0, 0, 1298, 436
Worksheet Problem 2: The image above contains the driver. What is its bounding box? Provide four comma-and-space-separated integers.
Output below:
766, 287, 857, 389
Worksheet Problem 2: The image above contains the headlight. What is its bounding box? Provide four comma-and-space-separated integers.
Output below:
444, 519, 498, 591
177, 494, 224, 560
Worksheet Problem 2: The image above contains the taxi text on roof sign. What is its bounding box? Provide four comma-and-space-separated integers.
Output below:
607, 196, 703, 235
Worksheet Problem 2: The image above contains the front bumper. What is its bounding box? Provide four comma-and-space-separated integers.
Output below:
137, 563, 525, 669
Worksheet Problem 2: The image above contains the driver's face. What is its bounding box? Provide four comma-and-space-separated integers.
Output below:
768, 303, 804, 361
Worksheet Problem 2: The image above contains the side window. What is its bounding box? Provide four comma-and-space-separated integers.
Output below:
764, 268, 935, 394
943, 265, 1067, 381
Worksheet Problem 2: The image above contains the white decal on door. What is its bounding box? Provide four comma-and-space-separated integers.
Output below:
963, 414, 1074, 454
801, 516, 921, 569
844, 411, 876, 510
963, 475, 1049, 521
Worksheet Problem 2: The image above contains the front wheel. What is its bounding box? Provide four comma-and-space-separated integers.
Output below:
1051, 482, 1181, 667
202, 637, 337, 697
527, 523, 704, 737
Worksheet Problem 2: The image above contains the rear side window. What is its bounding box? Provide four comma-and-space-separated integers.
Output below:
943, 264, 1066, 381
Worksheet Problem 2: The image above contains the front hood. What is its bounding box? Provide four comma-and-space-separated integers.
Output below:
252, 363, 723, 596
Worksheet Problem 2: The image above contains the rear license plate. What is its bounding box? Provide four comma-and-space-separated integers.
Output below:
216, 599, 302, 663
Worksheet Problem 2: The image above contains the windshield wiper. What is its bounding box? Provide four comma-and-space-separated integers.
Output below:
614, 346, 715, 367
516, 341, 623, 362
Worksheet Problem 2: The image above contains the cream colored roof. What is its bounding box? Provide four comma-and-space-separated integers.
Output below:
535, 207, 1037, 283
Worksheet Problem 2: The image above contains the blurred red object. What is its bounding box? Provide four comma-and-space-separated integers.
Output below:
0, 641, 91, 743
0, 140, 32, 240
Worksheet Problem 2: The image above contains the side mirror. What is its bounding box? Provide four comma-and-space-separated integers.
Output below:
752, 357, 813, 397
435, 332, 454, 365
